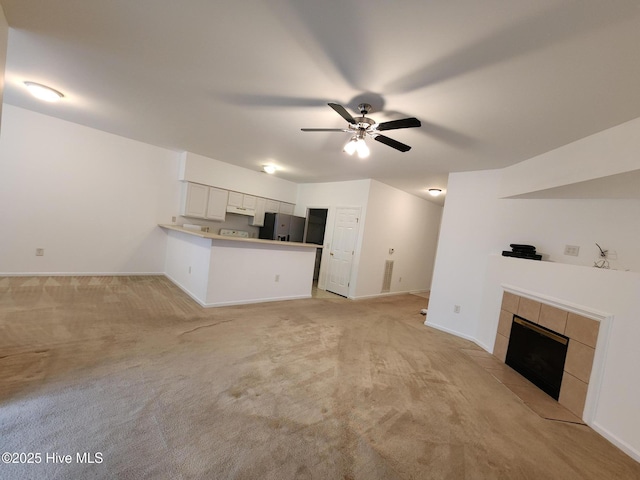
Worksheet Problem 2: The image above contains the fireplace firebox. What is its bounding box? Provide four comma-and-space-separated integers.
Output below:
505, 315, 570, 399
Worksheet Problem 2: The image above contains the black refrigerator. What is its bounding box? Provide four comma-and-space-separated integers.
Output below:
259, 213, 305, 242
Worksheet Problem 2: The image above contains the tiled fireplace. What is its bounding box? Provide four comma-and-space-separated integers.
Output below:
493, 291, 600, 419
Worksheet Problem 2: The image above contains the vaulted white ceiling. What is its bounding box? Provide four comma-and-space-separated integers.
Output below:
3, 0, 640, 204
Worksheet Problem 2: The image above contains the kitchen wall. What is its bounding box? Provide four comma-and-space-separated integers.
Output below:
355, 180, 442, 298
0, 105, 181, 274
427, 116, 640, 461
180, 151, 298, 203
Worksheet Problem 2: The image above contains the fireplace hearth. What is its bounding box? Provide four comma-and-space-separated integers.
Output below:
505, 315, 569, 399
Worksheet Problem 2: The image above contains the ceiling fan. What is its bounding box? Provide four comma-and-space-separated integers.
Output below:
301, 103, 421, 158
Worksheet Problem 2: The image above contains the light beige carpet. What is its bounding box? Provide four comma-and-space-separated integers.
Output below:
0, 276, 638, 479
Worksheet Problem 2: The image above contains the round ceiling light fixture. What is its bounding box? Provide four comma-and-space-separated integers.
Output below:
428, 188, 443, 197
24, 81, 64, 102
262, 164, 277, 174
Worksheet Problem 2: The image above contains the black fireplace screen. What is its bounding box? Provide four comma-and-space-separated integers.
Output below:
505, 315, 569, 399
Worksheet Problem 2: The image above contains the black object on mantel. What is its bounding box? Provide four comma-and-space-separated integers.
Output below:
502, 244, 542, 261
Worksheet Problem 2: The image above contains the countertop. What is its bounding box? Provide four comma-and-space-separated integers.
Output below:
159, 224, 321, 249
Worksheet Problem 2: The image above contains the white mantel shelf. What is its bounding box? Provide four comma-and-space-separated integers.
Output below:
160, 225, 318, 308
159, 224, 321, 249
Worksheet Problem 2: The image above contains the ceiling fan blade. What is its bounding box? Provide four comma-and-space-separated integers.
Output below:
373, 134, 412, 152
301, 128, 347, 132
328, 103, 356, 124
376, 117, 421, 131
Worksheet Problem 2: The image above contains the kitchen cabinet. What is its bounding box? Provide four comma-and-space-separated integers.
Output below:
206, 187, 228, 221
182, 182, 228, 221
182, 182, 209, 218
228, 191, 256, 209
279, 202, 295, 215
250, 197, 267, 227
227, 191, 257, 216
242, 194, 257, 210
227, 191, 243, 208
265, 199, 280, 213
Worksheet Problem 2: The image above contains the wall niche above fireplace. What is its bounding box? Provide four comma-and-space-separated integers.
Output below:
494, 291, 600, 419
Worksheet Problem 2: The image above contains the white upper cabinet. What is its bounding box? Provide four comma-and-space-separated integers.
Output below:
242, 194, 257, 210
228, 191, 256, 210
182, 182, 228, 221
182, 182, 209, 218
227, 191, 244, 208
265, 199, 280, 213
250, 197, 267, 227
279, 202, 295, 215
182, 182, 294, 222
206, 187, 228, 221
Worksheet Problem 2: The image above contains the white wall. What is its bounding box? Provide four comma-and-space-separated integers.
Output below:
0, 105, 181, 274
429, 168, 640, 340
428, 116, 640, 460
0, 3, 8, 128
355, 180, 442, 298
427, 170, 504, 342
180, 151, 298, 203
295, 180, 371, 296
499, 116, 640, 198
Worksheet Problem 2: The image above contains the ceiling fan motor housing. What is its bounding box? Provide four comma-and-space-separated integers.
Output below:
358, 103, 372, 115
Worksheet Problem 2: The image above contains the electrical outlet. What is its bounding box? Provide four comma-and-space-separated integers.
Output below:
564, 245, 580, 256
171, 216, 177, 223
275, 274, 280, 282
36, 248, 44, 256
398, 276, 402, 283
454, 305, 461, 314
188, 266, 192, 274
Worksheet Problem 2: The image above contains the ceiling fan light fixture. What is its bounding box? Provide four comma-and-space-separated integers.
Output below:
355, 138, 370, 159
428, 188, 443, 197
24, 81, 64, 102
343, 137, 358, 156
262, 164, 277, 174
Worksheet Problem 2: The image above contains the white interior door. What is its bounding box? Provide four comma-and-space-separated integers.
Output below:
326, 207, 360, 297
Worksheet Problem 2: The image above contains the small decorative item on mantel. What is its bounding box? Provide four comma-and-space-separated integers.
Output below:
502, 244, 542, 261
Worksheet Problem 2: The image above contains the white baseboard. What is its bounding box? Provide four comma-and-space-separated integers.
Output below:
0, 272, 164, 276
424, 320, 492, 352
201, 294, 312, 308
591, 421, 640, 463
163, 273, 311, 308
348, 290, 422, 300
424, 321, 476, 342
163, 273, 208, 307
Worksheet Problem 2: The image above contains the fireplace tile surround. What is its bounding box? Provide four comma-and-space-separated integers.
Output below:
494, 291, 600, 419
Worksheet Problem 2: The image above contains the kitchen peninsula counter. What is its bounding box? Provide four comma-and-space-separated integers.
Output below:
159, 224, 319, 307
159, 224, 320, 248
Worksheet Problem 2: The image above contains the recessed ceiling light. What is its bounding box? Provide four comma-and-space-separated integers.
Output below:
24, 81, 64, 102
428, 188, 442, 197
262, 164, 277, 174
